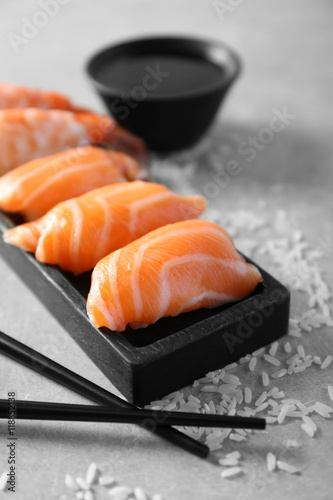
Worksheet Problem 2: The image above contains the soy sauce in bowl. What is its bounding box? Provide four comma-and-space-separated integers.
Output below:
87, 37, 241, 152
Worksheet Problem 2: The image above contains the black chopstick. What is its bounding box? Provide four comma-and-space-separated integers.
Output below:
0, 330, 209, 458
0, 399, 266, 429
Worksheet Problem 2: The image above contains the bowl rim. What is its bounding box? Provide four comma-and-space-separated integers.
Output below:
85, 35, 242, 101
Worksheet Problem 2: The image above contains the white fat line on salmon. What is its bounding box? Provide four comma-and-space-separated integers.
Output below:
88, 282, 118, 331
173, 290, 235, 317
107, 251, 125, 330
20, 159, 114, 210
130, 223, 233, 318
7, 147, 97, 200
95, 180, 148, 203
68, 200, 83, 274
93, 196, 115, 264
128, 190, 173, 234
156, 254, 237, 320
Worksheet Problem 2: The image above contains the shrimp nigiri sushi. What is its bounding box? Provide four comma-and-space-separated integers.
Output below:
0, 82, 84, 111
0, 108, 147, 174
0, 146, 146, 221
4, 181, 207, 274
87, 219, 263, 331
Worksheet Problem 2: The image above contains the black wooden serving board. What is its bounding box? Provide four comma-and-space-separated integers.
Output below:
0, 211, 290, 406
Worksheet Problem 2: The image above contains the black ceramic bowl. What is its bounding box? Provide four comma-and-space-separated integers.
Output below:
86, 36, 241, 152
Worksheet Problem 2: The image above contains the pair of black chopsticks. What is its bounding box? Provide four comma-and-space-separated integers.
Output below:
0, 331, 265, 458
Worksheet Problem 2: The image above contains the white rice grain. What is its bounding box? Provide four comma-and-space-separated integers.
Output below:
86, 463, 100, 486
65, 475, 79, 491
252, 347, 265, 356
226, 451, 241, 460
108, 485, 133, 499
313, 402, 333, 418
249, 357, 257, 371
321, 356, 332, 369
284, 342, 292, 353
84, 492, 94, 500
297, 345, 305, 358
269, 342, 279, 357
328, 386, 333, 402
301, 423, 314, 437
200, 385, 222, 393
225, 362, 238, 370
255, 402, 269, 413
76, 477, 89, 491
267, 452, 276, 472
244, 387, 252, 404
271, 369, 288, 379
236, 389, 243, 404
99, 476, 117, 487
229, 433, 247, 442
266, 416, 277, 424
221, 467, 242, 478
134, 487, 148, 500
218, 457, 239, 467
277, 461, 300, 474
262, 372, 270, 387
277, 404, 291, 424
313, 356, 322, 365
302, 415, 317, 432
264, 354, 281, 366
255, 391, 268, 406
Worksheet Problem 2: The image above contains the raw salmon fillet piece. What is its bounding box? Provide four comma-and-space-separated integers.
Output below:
0, 146, 145, 221
87, 219, 263, 332
4, 181, 207, 274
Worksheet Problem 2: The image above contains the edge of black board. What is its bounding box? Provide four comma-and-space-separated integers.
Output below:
0, 211, 290, 406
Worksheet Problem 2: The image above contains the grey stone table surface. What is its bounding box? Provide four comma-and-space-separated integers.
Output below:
0, 1, 333, 499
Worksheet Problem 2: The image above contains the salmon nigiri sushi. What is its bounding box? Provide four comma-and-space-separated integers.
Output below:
4, 181, 207, 274
87, 219, 263, 331
0, 146, 146, 221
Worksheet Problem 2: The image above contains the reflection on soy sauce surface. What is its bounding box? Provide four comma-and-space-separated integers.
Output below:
95, 54, 225, 97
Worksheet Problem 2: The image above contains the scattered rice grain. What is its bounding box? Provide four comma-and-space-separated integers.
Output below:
99, 476, 117, 487
301, 423, 314, 437
218, 457, 239, 467
252, 347, 265, 356
86, 463, 99, 486
269, 342, 279, 357
284, 342, 292, 353
134, 487, 148, 500
249, 357, 257, 371
225, 362, 238, 370
328, 386, 333, 402
321, 356, 332, 369
277, 404, 291, 424
264, 354, 281, 366
244, 387, 252, 404
221, 467, 242, 478
267, 452, 276, 472
271, 369, 287, 379
262, 372, 270, 387
229, 433, 247, 442
226, 451, 241, 460
255, 391, 268, 406
65, 475, 79, 491
76, 477, 89, 491
277, 461, 300, 474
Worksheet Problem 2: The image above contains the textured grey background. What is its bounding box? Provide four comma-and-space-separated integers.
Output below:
0, 1, 333, 499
